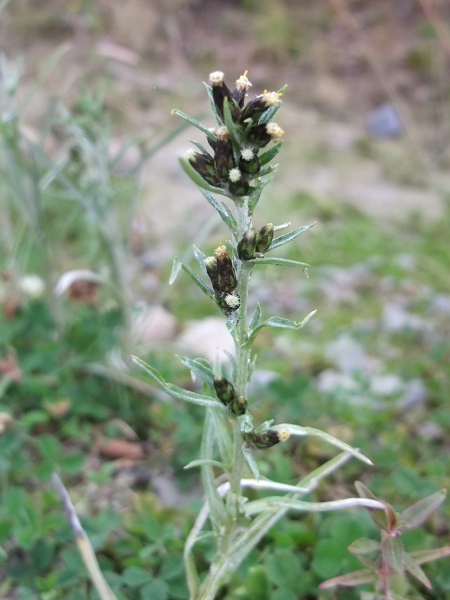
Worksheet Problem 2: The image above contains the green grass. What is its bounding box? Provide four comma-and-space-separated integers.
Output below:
1, 49, 450, 599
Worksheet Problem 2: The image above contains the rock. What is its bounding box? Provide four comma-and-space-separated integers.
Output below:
382, 303, 428, 333
132, 305, 178, 344
177, 317, 235, 364
368, 103, 403, 138
324, 334, 374, 373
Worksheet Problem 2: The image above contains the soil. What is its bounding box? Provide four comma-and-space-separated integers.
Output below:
1, 0, 450, 247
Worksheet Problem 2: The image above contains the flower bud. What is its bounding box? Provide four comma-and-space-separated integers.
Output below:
214, 243, 237, 293
243, 429, 289, 449
231, 395, 247, 416
255, 223, 274, 253
213, 375, 235, 405
246, 122, 285, 149
237, 228, 256, 261
186, 149, 219, 186
205, 256, 219, 291
228, 168, 249, 196
216, 292, 240, 314
209, 71, 238, 121
239, 148, 260, 175
232, 71, 252, 107
240, 90, 283, 123
214, 127, 235, 182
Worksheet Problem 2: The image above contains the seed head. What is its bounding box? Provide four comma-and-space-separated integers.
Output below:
214, 375, 235, 405
255, 223, 274, 253
209, 71, 225, 86
237, 228, 257, 261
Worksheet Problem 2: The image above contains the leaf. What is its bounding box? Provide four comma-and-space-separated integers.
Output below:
411, 546, 450, 565
273, 424, 374, 465
244, 496, 389, 518
246, 311, 317, 345
203, 82, 223, 125
248, 256, 309, 268
178, 157, 228, 196
355, 482, 393, 531
269, 223, 315, 251
132, 357, 226, 410
169, 257, 214, 300
189, 139, 213, 156
242, 445, 260, 481
248, 182, 266, 213
348, 538, 381, 556
199, 187, 237, 233
172, 109, 216, 140
201, 411, 226, 532
403, 552, 432, 589
122, 566, 153, 587
177, 356, 214, 386
222, 349, 236, 373
222, 98, 242, 157
259, 142, 282, 166
248, 303, 262, 332
381, 536, 404, 573
184, 459, 225, 470
319, 569, 376, 589
400, 489, 447, 529
193, 245, 208, 274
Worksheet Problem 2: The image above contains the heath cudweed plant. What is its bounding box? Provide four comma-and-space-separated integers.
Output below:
133, 72, 447, 600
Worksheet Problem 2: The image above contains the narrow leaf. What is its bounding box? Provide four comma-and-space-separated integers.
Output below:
242, 446, 260, 481
248, 303, 262, 333
203, 82, 223, 125
248, 183, 266, 213
184, 459, 225, 470
223, 98, 242, 156
132, 357, 226, 409
189, 139, 213, 156
201, 411, 226, 532
381, 536, 404, 573
222, 349, 236, 373
199, 187, 237, 233
248, 257, 309, 268
274, 222, 291, 232
179, 157, 228, 196
319, 569, 375, 589
411, 546, 450, 565
247, 311, 317, 345
348, 538, 381, 556
273, 424, 374, 465
193, 245, 208, 274
177, 356, 214, 386
172, 109, 216, 140
269, 223, 315, 251
355, 482, 379, 501
244, 496, 387, 517
170, 257, 214, 300
403, 553, 432, 589
400, 489, 447, 529
259, 142, 282, 166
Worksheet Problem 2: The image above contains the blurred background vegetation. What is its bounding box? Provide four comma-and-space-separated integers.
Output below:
1, 0, 450, 598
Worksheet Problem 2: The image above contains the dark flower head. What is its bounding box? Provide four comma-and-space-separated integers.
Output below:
214, 126, 235, 182
240, 90, 283, 123
232, 70, 253, 108
246, 122, 284, 148
185, 149, 219, 187
209, 71, 236, 121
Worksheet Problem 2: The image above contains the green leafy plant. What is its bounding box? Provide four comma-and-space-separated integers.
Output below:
133, 70, 385, 600
320, 483, 450, 599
